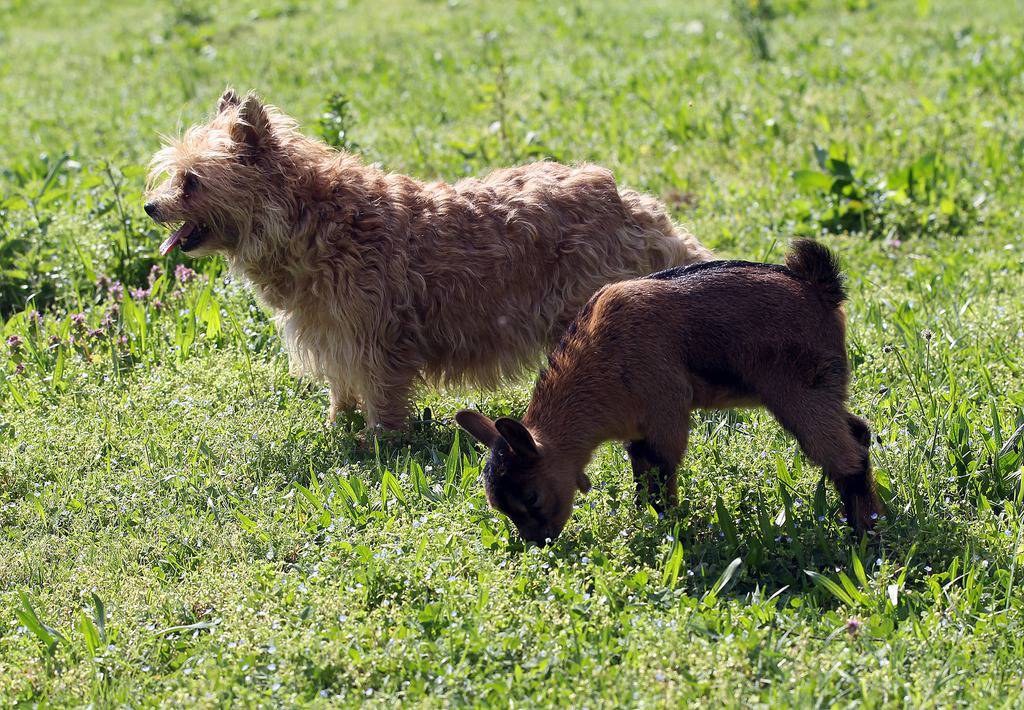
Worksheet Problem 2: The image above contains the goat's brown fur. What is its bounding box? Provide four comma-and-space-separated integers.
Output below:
457, 240, 881, 545
144, 90, 712, 429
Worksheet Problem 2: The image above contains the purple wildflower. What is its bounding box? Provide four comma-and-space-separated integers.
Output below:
175, 264, 197, 284
6, 334, 23, 351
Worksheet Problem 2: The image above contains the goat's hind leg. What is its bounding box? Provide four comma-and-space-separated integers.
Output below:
766, 393, 881, 533
847, 413, 871, 448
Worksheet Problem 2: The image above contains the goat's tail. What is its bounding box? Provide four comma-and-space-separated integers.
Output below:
785, 239, 847, 309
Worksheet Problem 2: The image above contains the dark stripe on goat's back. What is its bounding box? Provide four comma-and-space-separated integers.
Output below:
645, 259, 793, 282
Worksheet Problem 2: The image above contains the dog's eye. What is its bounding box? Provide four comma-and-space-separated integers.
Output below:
182, 172, 199, 196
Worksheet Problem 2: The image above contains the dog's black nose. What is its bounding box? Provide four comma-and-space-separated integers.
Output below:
144, 202, 159, 219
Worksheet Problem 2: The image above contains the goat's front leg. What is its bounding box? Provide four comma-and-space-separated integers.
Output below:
626, 440, 659, 510
628, 411, 690, 512
626, 440, 681, 512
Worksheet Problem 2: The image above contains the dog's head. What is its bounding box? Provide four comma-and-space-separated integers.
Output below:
455, 410, 591, 546
145, 89, 297, 260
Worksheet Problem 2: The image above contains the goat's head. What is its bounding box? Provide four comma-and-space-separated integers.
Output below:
456, 410, 591, 546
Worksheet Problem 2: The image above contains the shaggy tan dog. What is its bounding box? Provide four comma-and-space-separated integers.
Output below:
145, 90, 712, 429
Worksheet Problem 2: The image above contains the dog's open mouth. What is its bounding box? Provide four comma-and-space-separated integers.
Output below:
159, 222, 208, 255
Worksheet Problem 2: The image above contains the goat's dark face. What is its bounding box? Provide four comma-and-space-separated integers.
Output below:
456, 411, 590, 546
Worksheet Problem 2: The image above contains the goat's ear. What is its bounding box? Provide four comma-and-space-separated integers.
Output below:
576, 471, 592, 493
495, 418, 539, 460
455, 410, 501, 448
231, 92, 272, 151
217, 88, 241, 114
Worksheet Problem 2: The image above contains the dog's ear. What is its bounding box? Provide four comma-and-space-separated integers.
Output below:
455, 410, 501, 448
231, 92, 272, 152
218, 88, 241, 114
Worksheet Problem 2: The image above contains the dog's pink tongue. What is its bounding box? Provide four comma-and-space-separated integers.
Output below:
159, 223, 195, 256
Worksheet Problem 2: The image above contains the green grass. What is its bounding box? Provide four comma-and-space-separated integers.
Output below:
2, 0, 1024, 705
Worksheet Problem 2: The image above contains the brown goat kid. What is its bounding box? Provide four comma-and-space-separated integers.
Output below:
457, 240, 881, 545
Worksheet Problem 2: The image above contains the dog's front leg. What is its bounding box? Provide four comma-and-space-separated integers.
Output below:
362, 376, 415, 432
327, 380, 361, 424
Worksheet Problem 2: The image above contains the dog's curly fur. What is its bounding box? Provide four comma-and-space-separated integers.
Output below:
145, 90, 712, 429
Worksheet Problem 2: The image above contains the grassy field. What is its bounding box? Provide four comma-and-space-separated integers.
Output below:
2, 0, 1024, 705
